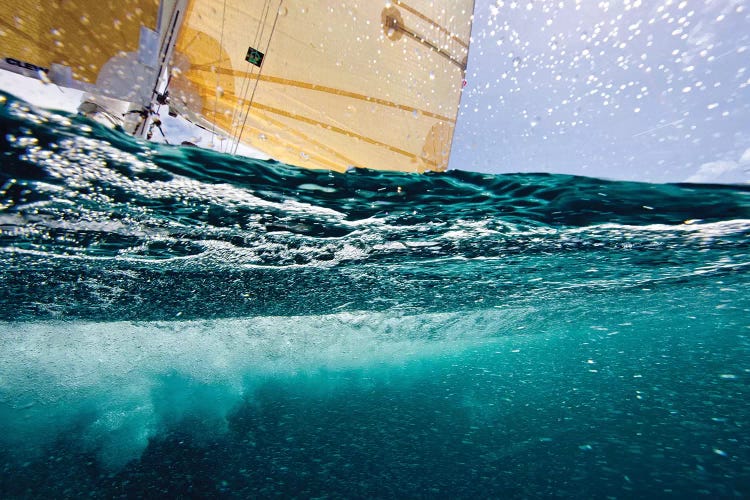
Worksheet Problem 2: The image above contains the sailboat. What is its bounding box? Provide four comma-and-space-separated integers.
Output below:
0, 0, 475, 172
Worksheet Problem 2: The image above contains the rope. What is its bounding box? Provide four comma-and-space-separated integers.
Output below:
233, 0, 284, 155
228, 0, 273, 152
210, 0, 229, 148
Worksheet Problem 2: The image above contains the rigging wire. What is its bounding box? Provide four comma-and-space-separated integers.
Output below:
233, 0, 284, 155
210, 0, 229, 149
228, 0, 274, 152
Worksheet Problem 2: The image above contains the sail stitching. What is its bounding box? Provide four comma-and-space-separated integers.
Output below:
231, 111, 361, 170
390, 22, 466, 71
202, 85, 440, 169
203, 95, 439, 170
248, 101, 437, 167
187, 69, 456, 124
394, 1, 470, 49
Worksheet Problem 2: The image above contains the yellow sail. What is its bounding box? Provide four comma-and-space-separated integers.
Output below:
169, 0, 474, 172
0, 0, 161, 105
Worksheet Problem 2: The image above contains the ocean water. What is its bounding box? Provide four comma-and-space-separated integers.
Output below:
1, 91, 749, 498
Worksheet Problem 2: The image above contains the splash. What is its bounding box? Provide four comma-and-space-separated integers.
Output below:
1, 92, 749, 497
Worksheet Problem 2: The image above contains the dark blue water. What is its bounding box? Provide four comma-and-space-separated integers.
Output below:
1, 92, 749, 497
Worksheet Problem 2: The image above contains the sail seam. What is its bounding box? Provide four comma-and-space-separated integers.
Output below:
241, 101, 439, 168
394, 1, 470, 49
186, 68, 456, 124
393, 24, 467, 71
199, 85, 443, 167
239, 112, 361, 170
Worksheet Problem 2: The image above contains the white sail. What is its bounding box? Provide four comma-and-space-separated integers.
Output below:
0, 0, 166, 106
1, 1, 475, 172
168, 0, 475, 172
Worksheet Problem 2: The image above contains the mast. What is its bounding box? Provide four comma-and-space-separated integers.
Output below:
131, 0, 190, 139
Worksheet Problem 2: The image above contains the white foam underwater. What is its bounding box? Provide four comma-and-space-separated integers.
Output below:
0, 308, 528, 468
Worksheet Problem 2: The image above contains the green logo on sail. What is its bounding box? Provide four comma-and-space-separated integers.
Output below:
245, 47, 264, 67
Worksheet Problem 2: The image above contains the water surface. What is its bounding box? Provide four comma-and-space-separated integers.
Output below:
1, 92, 749, 497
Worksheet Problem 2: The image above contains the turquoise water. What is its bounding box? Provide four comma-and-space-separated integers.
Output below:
1, 92, 749, 497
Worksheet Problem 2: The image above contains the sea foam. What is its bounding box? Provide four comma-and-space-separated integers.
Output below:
0, 308, 523, 468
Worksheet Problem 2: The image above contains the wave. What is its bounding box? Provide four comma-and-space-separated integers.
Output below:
2, 91, 749, 238
1, 93, 749, 498
2, 91, 750, 321
0, 309, 521, 468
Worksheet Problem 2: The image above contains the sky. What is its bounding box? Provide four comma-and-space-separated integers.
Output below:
450, 0, 750, 184
1, 0, 749, 184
